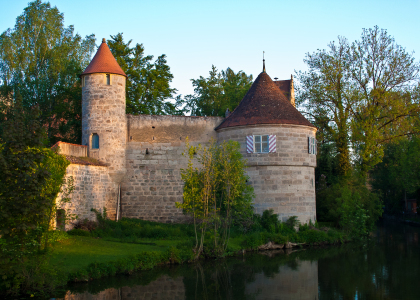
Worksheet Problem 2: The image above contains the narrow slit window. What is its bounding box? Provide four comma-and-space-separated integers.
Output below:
92, 134, 99, 149
106, 74, 110, 85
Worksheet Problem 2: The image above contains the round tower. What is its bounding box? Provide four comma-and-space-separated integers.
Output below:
81, 38, 127, 183
216, 66, 317, 224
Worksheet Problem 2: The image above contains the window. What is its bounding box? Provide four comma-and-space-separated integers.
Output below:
255, 135, 269, 153
308, 137, 317, 154
106, 74, 111, 85
92, 133, 99, 149
81, 76, 85, 87
246, 135, 276, 153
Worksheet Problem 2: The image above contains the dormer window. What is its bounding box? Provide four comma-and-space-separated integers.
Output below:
106, 74, 111, 85
92, 133, 99, 149
246, 135, 276, 153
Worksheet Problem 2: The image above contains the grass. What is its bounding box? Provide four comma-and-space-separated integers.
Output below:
49, 236, 180, 275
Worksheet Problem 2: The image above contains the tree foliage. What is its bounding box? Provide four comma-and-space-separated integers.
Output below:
107, 33, 181, 115
0, 92, 70, 256
296, 26, 420, 177
183, 65, 253, 117
316, 174, 382, 236
0, 0, 96, 145
371, 136, 420, 213
177, 139, 254, 258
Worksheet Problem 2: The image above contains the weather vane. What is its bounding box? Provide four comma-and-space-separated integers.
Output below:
263, 51, 266, 72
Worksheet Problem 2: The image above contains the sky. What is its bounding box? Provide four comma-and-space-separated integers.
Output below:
1, 0, 419, 97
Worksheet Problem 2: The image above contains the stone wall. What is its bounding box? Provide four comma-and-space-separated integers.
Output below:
82, 73, 127, 183
217, 124, 317, 223
54, 141, 88, 157
58, 164, 117, 229
121, 115, 223, 223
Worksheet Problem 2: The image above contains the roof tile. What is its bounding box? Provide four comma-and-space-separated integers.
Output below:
216, 72, 314, 130
81, 39, 126, 77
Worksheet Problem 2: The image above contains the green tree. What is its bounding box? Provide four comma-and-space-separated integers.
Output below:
184, 65, 253, 116
107, 33, 181, 115
177, 139, 254, 258
0, 92, 70, 255
296, 37, 352, 178
0, 0, 96, 145
372, 137, 420, 213
296, 26, 420, 177
349, 27, 420, 171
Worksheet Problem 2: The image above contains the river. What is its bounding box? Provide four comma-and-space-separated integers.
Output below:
57, 220, 420, 300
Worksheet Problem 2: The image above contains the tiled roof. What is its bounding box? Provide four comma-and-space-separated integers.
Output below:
216, 72, 314, 130
274, 80, 291, 101
81, 38, 126, 77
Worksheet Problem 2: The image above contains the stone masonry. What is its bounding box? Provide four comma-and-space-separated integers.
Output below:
82, 73, 127, 183
217, 124, 317, 223
122, 115, 223, 223
58, 164, 118, 229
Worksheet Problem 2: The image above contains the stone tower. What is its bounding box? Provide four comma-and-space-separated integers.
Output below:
216, 66, 317, 224
81, 38, 127, 183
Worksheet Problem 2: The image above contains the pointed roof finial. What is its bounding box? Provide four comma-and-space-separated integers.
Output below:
263, 51, 266, 72
102, 38, 106, 43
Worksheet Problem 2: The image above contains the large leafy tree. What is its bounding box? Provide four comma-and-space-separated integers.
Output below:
184, 65, 253, 117
0, 0, 96, 145
107, 33, 181, 115
296, 26, 420, 177
372, 136, 420, 213
0, 92, 69, 253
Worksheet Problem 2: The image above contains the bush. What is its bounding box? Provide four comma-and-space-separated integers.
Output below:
72, 218, 98, 232
261, 209, 280, 233
316, 175, 382, 236
67, 229, 91, 237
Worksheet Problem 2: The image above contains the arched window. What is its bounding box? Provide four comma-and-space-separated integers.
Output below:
92, 134, 99, 149
106, 74, 110, 85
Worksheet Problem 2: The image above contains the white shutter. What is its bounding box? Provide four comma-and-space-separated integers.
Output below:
308, 137, 311, 154
246, 136, 253, 153
269, 135, 276, 153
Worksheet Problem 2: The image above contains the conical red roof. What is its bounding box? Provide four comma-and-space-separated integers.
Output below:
81, 39, 126, 77
216, 72, 314, 130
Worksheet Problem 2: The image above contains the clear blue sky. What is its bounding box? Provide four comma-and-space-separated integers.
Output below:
1, 0, 419, 97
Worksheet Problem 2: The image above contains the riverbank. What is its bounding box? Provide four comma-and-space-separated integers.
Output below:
55, 220, 420, 300
1, 218, 350, 299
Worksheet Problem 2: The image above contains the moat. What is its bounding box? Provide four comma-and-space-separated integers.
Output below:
58, 220, 419, 299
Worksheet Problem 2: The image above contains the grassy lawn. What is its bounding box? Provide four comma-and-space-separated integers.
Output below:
49, 236, 180, 274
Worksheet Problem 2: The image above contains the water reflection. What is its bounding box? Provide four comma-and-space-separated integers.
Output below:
58, 221, 420, 300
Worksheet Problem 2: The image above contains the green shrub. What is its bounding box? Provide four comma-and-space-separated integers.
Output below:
67, 229, 91, 237
285, 216, 300, 229
261, 209, 280, 233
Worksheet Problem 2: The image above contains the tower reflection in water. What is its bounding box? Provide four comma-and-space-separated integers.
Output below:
61, 251, 318, 300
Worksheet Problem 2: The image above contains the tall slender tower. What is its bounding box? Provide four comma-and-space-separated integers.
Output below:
80, 38, 127, 183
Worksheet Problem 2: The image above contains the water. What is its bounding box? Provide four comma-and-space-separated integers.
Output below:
57, 221, 420, 299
